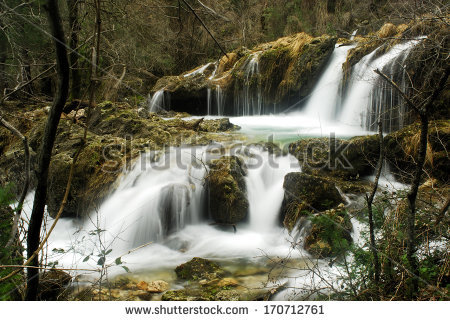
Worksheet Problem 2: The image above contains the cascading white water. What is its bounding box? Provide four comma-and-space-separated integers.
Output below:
304, 44, 355, 120
148, 89, 166, 112
183, 62, 213, 78
84, 148, 207, 251
339, 39, 422, 131
233, 52, 263, 116
246, 148, 300, 231
43, 145, 303, 274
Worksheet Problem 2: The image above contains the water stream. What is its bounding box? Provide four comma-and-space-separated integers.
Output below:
21, 38, 422, 299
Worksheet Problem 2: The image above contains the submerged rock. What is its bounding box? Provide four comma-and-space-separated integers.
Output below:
280, 172, 344, 232
206, 156, 249, 224
175, 257, 225, 281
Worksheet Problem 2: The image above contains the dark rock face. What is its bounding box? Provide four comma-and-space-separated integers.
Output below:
280, 172, 344, 232
175, 257, 225, 281
205, 156, 249, 225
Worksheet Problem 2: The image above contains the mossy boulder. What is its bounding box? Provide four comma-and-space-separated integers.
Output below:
175, 257, 225, 281
385, 120, 450, 183
0, 101, 244, 219
280, 172, 344, 232
304, 204, 353, 258
150, 33, 336, 115
198, 118, 240, 132
288, 135, 380, 179
206, 156, 249, 224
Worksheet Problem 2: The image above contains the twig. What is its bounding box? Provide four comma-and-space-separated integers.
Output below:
0, 265, 99, 272
180, 0, 229, 59
1, 64, 55, 104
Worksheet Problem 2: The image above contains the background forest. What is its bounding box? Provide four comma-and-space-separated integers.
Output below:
1, 0, 445, 102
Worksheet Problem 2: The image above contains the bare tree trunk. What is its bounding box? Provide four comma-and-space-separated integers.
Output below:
86, 0, 101, 131
25, 0, 69, 301
405, 112, 427, 296
327, 0, 336, 13
67, 0, 81, 100
366, 116, 383, 287
0, 31, 7, 96
20, 49, 33, 96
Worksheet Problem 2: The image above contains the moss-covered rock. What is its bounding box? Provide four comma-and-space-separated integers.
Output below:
151, 32, 336, 115
0, 101, 242, 219
385, 120, 450, 183
288, 135, 380, 179
206, 156, 249, 224
175, 257, 225, 281
280, 172, 344, 232
304, 204, 353, 258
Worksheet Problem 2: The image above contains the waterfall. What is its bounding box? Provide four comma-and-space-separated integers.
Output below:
183, 62, 213, 78
339, 39, 422, 132
39, 144, 304, 275
149, 89, 167, 112
216, 85, 224, 116
245, 147, 300, 231
83, 148, 207, 251
303, 44, 354, 120
233, 52, 263, 116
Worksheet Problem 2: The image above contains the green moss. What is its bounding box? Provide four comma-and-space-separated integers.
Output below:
175, 257, 225, 281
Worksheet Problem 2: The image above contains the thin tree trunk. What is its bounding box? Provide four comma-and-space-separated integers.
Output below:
85, 0, 101, 131
179, 0, 229, 59
366, 116, 383, 287
0, 31, 7, 96
20, 49, 33, 96
68, 0, 81, 99
25, 0, 69, 301
405, 112, 427, 296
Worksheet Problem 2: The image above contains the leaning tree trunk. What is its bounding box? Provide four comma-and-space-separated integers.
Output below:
67, 0, 81, 100
25, 0, 69, 301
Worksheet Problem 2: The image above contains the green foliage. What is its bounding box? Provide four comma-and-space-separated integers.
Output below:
0, 183, 15, 207
0, 185, 23, 300
309, 211, 351, 257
